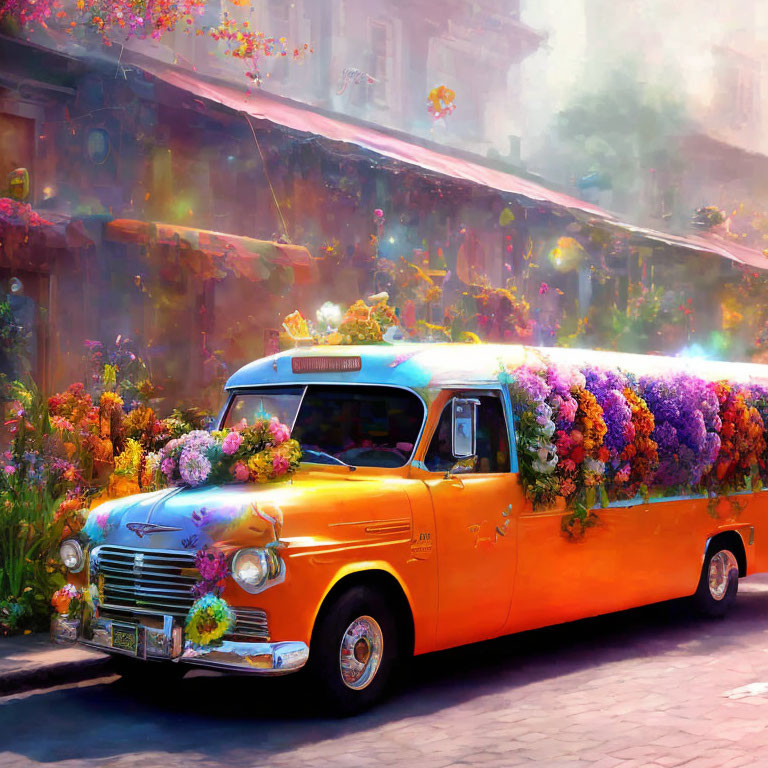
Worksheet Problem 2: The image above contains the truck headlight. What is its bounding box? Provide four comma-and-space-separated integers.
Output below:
59, 539, 84, 573
232, 548, 270, 593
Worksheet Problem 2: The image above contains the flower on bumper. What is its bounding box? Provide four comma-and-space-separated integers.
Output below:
185, 594, 235, 646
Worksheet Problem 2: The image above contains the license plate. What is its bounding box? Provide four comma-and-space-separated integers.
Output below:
111, 622, 138, 655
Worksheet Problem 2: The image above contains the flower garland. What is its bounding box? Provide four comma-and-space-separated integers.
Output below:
709, 383, 765, 490
554, 384, 608, 519
149, 419, 301, 489
192, 546, 230, 599
583, 368, 634, 490
505, 366, 559, 509
616, 388, 658, 500
502, 361, 768, 521
184, 545, 234, 646
639, 374, 720, 491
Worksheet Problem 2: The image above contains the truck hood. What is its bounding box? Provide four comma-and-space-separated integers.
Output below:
82, 471, 413, 553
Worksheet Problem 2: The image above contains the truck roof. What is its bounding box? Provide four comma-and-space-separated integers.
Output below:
226, 343, 768, 392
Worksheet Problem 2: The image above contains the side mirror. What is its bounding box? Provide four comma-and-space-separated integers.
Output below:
452, 397, 480, 458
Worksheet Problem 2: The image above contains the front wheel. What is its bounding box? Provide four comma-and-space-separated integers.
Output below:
693, 545, 739, 618
306, 585, 402, 716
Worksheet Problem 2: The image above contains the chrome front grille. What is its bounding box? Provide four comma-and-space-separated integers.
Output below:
94, 545, 198, 617
228, 608, 270, 641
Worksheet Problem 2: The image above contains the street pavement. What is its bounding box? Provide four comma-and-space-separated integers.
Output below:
0, 634, 109, 696
5, 577, 768, 767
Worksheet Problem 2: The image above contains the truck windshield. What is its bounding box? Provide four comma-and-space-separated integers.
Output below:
221, 385, 424, 468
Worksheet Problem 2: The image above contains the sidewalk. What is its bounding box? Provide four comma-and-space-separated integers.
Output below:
0, 632, 110, 696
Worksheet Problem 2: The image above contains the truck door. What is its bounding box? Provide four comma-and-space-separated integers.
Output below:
422, 390, 517, 649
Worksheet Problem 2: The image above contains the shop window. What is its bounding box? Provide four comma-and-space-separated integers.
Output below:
268, 0, 292, 83
369, 20, 390, 107
0, 113, 34, 196
425, 393, 510, 474
715, 47, 760, 128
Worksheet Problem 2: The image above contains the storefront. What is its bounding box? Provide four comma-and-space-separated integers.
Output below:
2, 33, 768, 408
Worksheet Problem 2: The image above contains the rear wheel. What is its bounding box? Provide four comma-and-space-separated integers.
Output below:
306, 585, 402, 716
693, 545, 739, 617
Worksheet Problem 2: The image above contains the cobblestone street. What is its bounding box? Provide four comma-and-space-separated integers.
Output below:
4, 575, 768, 767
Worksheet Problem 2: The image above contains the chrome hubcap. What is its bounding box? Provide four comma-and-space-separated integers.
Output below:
709, 550, 738, 601
339, 615, 383, 690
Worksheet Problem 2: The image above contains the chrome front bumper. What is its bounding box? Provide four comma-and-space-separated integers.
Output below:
51, 613, 309, 676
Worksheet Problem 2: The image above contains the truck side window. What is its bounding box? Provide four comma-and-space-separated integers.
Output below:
424, 394, 510, 473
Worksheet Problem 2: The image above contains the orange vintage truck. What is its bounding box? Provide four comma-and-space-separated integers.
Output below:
53, 344, 768, 713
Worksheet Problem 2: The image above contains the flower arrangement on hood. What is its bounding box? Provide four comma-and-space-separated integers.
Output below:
148, 419, 301, 489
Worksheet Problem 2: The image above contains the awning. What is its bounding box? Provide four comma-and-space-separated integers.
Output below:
0, 199, 94, 266
105, 219, 318, 284
601, 220, 768, 271
138, 60, 608, 218
136, 59, 768, 272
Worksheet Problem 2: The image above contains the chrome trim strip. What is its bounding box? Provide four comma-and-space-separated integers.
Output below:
55, 609, 301, 676
95, 544, 196, 557
181, 640, 308, 675
146, 485, 185, 524
96, 545, 198, 616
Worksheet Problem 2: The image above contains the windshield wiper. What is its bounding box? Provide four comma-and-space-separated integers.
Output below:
301, 449, 348, 466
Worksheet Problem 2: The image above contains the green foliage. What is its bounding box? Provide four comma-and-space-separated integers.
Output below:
555, 63, 688, 211
0, 300, 29, 400
0, 382, 72, 634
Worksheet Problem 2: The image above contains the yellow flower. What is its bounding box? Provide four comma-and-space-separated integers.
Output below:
114, 438, 143, 477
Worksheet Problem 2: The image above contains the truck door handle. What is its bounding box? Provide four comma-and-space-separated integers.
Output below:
442, 473, 465, 488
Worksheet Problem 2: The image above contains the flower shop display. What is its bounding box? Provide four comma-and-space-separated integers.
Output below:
0, 382, 82, 634
0, 299, 29, 399
692, 205, 727, 230
1, 1, 312, 87
51, 584, 82, 616
457, 276, 535, 344
0, 333, 218, 633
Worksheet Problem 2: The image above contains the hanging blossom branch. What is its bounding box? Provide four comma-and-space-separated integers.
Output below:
1, 0, 312, 83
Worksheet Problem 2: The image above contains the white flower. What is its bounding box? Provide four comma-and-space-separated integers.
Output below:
316, 301, 342, 329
